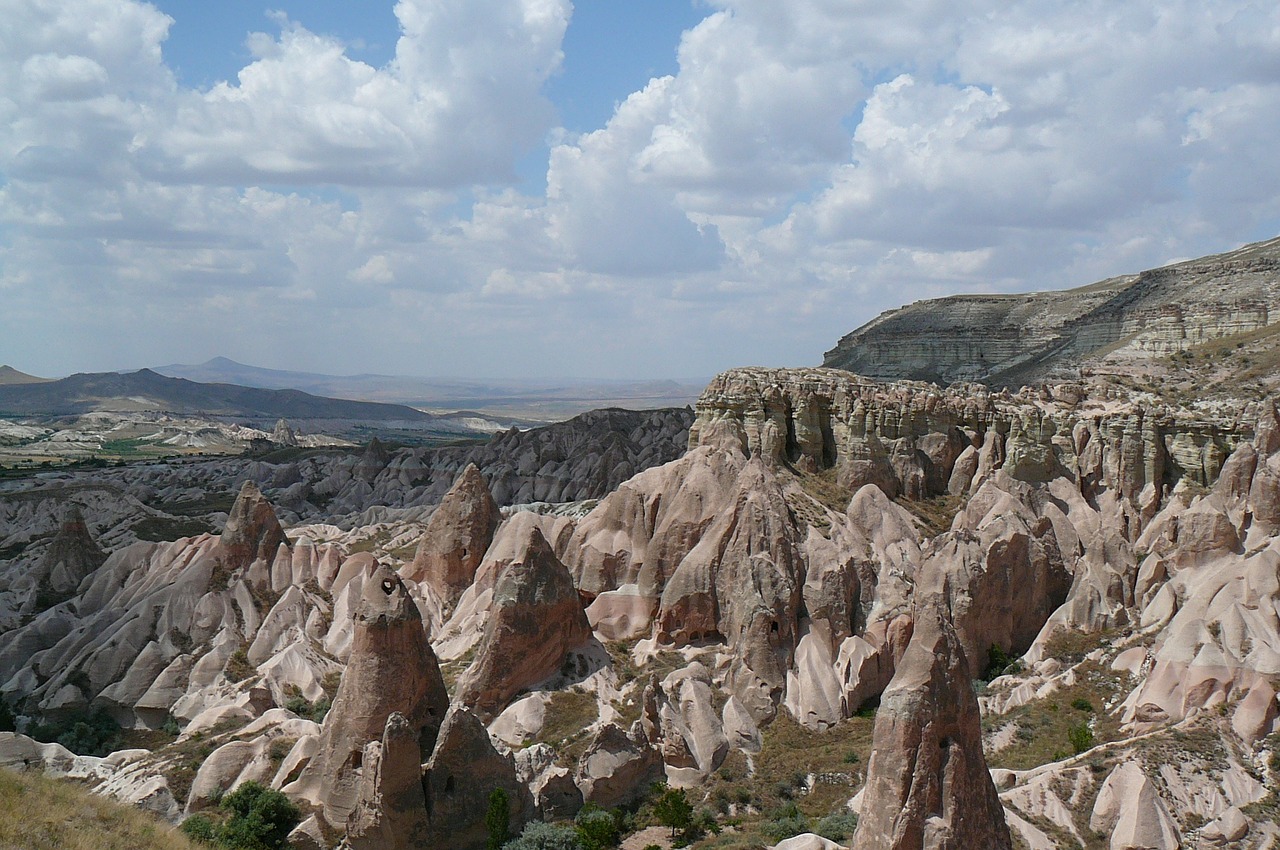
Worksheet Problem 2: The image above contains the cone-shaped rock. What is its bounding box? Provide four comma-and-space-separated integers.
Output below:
271, 418, 298, 446
456, 525, 592, 720
852, 599, 1012, 850
355, 437, 390, 481
43, 507, 106, 595
346, 712, 432, 850
421, 705, 530, 849
402, 463, 500, 608
295, 560, 449, 829
219, 480, 288, 570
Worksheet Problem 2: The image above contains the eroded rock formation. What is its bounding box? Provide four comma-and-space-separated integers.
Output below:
455, 524, 592, 720
293, 560, 448, 830
402, 463, 500, 610
852, 591, 1011, 850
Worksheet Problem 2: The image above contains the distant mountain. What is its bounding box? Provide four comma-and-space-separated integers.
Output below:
0, 368, 435, 421
155, 357, 705, 419
0, 365, 51, 385
824, 235, 1280, 388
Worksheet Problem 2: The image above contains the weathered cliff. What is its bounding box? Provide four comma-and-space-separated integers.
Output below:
824, 235, 1280, 388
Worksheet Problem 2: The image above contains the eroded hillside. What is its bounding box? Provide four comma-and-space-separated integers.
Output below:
1, 369, 1278, 849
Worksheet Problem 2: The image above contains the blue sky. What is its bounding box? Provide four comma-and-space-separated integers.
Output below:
2, 0, 1279, 380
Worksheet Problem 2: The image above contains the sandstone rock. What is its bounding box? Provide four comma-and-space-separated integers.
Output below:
1202, 806, 1249, 844
401, 464, 500, 610
345, 712, 431, 850
421, 705, 529, 849
42, 507, 106, 596
220, 480, 288, 571
455, 525, 592, 721
852, 594, 1011, 850
772, 834, 844, 850
1089, 761, 1181, 850
575, 723, 663, 809
291, 560, 448, 829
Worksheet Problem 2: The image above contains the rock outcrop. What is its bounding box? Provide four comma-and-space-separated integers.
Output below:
852, 591, 1011, 850
293, 560, 448, 830
455, 525, 592, 720
824, 235, 1280, 387
219, 480, 288, 571
419, 706, 530, 848
402, 463, 500, 610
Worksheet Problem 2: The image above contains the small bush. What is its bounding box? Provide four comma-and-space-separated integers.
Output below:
0, 701, 15, 733
180, 814, 217, 843
214, 781, 300, 850
816, 810, 859, 841
29, 707, 121, 757
1068, 722, 1094, 755
760, 802, 809, 842
574, 804, 620, 850
1071, 698, 1094, 713
502, 821, 583, 850
984, 644, 1023, 680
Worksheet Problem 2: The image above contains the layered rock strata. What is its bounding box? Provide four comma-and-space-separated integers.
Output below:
824, 235, 1280, 386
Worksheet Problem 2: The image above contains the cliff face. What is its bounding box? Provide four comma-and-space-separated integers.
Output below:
823, 236, 1280, 387
689, 367, 1252, 503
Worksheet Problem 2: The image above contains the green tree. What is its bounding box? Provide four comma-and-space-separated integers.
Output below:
0, 700, 15, 733
486, 788, 511, 850
217, 781, 300, 850
574, 804, 620, 850
652, 785, 693, 839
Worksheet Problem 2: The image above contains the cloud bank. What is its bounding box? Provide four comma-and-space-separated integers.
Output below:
2, 0, 1278, 378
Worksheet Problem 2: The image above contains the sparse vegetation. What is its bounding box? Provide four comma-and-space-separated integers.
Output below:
538, 688, 599, 766
180, 781, 300, 850
0, 766, 201, 850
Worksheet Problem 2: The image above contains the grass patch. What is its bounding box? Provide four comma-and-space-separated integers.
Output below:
895, 494, 965, 537
0, 766, 200, 850
537, 688, 599, 766
133, 516, 215, 542
985, 658, 1127, 771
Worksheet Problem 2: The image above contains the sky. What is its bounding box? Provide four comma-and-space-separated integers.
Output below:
2, 1, 1279, 381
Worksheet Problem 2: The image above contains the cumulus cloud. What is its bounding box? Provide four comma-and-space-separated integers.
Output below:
1, 0, 1279, 379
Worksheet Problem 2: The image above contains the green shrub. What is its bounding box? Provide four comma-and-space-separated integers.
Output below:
216, 781, 300, 850
29, 707, 121, 757
574, 805, 620, 850
760, 802, 809, 842
652, 785, 693, 839
180, 814, 217, 844
0, 701, 15, 734
1068, 722, 1094, 755
1071, 698, 1094, 713
502, 821, 583, 850
984, 644, 1023, 680
816, 810, 859, 841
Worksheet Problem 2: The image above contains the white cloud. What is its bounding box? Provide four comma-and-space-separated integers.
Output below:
1, 0, 1279, 379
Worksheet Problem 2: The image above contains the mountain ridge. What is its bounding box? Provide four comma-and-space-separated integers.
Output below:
823, 235, 1280, 388
0, 368, 435, 421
